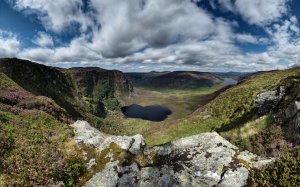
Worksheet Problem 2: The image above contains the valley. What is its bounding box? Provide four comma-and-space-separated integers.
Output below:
106, 85, 224, 144
0, 58, 299, 186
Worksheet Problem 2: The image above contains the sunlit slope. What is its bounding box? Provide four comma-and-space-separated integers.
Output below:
145, 67, 300, 145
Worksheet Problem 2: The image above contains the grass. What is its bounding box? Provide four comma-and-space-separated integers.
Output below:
0, 72, 23, 93
220, 114, 272, 140
143, 68, 300, 146
0, 110, 86, 186
101, 85, 222, 141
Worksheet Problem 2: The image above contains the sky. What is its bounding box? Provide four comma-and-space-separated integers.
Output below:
1, 0, 300, 72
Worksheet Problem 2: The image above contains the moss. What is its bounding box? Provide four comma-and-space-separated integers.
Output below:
134, 154, 150, 167
238, 158, 251, 170
78, 142, 128, 185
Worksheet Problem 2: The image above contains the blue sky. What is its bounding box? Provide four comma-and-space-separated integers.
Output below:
0, 0, 300, 72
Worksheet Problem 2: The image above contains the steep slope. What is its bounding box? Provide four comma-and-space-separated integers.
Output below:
145, 67, 300, 146
0, 58, 134, 186
125, 71, 222, 89
0, 72, 85, 186
64, 67, 133, 112
0, 58, 133, 120
140, 67, 300, 186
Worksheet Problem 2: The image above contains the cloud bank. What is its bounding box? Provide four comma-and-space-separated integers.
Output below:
1, 0, 300, 71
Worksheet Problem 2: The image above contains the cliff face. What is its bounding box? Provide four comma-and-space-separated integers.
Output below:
65, 67, 133, 109
0, 58, 133, 119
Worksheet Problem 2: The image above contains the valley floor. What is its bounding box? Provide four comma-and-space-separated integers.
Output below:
106, 85, 223, 146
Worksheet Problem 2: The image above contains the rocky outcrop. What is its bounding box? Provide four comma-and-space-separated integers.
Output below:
71, 121, 273, 187
254, 86, 285, 115
71, 120, 145, 154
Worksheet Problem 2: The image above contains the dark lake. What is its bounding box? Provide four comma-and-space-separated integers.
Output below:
121, 104, 172, 122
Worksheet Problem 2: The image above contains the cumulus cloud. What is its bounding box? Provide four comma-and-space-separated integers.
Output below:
4, 0, 300, 71
20, 36, 101, 64
89, 0, 218, 58
234, 0, 290, 26
0, 30, 21, 58
33, 32, 54, 47
13, 0, 93, 32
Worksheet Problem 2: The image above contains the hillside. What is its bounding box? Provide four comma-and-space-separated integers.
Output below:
0, 58, 133, 120
144, 67, 300, 146
1, 59, 300, 186
125, 71, 222, 89
0, 58, 134, 186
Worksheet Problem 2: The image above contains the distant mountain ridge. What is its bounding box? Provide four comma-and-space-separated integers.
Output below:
125, 71, 223, 89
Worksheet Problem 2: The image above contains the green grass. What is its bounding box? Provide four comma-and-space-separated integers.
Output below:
101, 85, 222, 140
220, 114, 272, 140
144, 68, 300, 146
0, 72, 23, 92
0, 111, 85, 186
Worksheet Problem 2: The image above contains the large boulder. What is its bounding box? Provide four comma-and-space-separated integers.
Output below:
71, 120, 273, 187
71, 120, 145, 154
254, 86, 285, 115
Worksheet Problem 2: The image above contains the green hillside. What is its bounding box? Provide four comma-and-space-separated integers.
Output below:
145, 67, 300, 146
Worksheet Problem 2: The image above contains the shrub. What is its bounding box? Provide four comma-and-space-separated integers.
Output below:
0, 111, 86, 186
104, 98, 120, 111
248, 146, 300, 187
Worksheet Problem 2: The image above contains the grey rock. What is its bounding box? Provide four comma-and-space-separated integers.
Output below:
219, 167, 249, 187
285, 101, 300, 119
117, 163, 139, 187
71, 121, 273, 187
84, 161, 119, 187
255, 86, 285, 115
71, 120, 145, 154
129, 134, 146, 154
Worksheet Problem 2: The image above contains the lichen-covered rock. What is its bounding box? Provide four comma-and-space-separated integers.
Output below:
219, 167, 249, 187
117, 163, 140, 187
84, 161, 119, 187
71, 121, 273, 187
254, 86, 285, 115
71, 120, 145, 154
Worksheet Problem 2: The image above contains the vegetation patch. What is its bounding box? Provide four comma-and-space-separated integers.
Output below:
0, 111, 85, 186
248, 146, 300, 187
144, 68, 300, 146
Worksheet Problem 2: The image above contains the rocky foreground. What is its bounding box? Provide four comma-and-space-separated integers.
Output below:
71, 121, 273, 187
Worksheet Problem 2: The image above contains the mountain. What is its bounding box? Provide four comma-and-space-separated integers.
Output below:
1, 58, 300, 186
0, 58, 133, 120
213, 71, 252, 81
0, 58, 134, 186
125, 71, 222, 89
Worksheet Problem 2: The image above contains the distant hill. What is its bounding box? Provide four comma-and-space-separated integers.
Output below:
125, 71, 223, 89
213, 71, 252, 81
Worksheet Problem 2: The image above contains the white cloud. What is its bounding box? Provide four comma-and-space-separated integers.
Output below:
13, 0, 92, 32
5, 0, 300, 71
20, 37, 101, 64
0, 30, 21, 58
33, 32, 54, 47
235, 34, 258, 43
234, 0, 289, 26
89, 0, 217, 58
